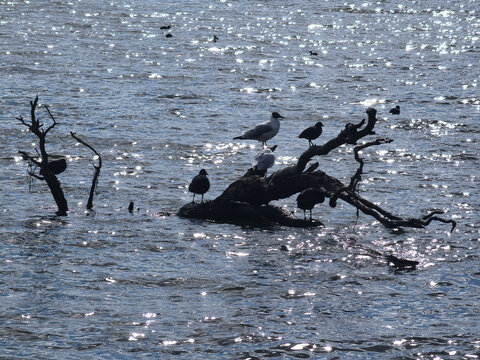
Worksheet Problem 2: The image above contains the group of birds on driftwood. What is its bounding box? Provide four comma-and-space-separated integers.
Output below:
188, 105, 402, 220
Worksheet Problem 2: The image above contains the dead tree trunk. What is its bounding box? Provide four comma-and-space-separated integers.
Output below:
178, 108, 456, 232
70, 132, 102, 210
17, 96, 68, 216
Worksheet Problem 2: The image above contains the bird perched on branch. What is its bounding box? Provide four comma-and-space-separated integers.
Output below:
296, 187, 325, 220
189, 169, 210, 203
234, 112, 284, 147
389, 105, 400, 115
252, 145, 277, 177
298, 122, 323, 147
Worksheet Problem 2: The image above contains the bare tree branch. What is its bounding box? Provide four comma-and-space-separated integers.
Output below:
71, 132, 102, 210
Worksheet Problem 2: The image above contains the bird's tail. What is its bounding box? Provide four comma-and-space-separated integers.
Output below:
233, 136, 243, 139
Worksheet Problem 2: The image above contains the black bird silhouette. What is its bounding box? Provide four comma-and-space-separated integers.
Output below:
385, 255, 418, 270
160, 25, 171, 30
298, 122, 323, 147
40, 158, 67, 176
128, 201, 134, 213
213, 35, 219, 42
389, 105, 400, 115
309, 50, 318, 56
165, 33, 173, 38
296, 187, 325, 220
189, 169, 210, 203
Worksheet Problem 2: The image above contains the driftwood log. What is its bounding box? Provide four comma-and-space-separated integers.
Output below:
179, 108, 456, 231
17, 96, 68, 216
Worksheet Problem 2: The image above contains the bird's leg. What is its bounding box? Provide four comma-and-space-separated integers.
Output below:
303, 210, 307, 220
309, 209, 312, 221
201, 194, 204, 203
309, 140, 313, 147
192, 194, 195, 203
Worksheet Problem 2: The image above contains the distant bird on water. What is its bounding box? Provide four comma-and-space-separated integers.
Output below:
189, 169, 210, 203
309, 50, 318, 56
389, 105, 400, 115
160, 25, 171, 30
213, 35, 219, 42
233, 112, 285, 147
298, 122, 323, 147
296, 187, 325, 220
253, 145, 277, 177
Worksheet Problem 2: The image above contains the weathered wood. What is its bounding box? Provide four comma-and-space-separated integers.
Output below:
17, 96, 68, 215
70, 132, 102, 210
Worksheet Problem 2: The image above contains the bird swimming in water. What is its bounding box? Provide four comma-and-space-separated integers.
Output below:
213, 35, 219, 42
252, 145, 277, 177
309, 50, 318, 56
165, 33, 173, 38
389, 105, 400, 115
188, 169, 210, 203
160, 25, 171, 30
296, 187, 325, 220
233, 112, 285, 147
298, 122, 323, 147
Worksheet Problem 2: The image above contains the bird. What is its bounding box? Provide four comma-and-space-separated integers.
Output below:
298, 122, 323, 147
128, 201, 134, 213
213, 35, 219, 42
188, 169, 210, 203
160, 25, 171, 30
385, 255, 418, 270
233, 112, 285, 147
40, 158, 67, 176
165, 33, 173, 38
252, 145, 277, 176
296, 187, 325, 220
309, 50, 318, 56
389, 105, 400, 115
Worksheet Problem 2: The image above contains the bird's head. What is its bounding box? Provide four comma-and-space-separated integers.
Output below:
199, 169, 208, 175
272, 112, 285, 119
366, 108, 377, 117
315, 122, 324, 128
268, 145, 278, 152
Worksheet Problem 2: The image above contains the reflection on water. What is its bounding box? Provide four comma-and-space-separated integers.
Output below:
1, 0, 479, 358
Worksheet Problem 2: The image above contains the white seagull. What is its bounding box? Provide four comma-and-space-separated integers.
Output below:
234, 112, 285, 146
253, 145, 277, 176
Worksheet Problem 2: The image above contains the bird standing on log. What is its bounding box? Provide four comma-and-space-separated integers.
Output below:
233, 112, 284, 147
189, 169, 210, 203
296, 187, 325, 220
389, 105, 400, 115
298, 122, 323, 147
252, 145, 277, 176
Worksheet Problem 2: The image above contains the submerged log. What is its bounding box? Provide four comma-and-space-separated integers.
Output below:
178, 108, 456, 231
178, 200, 322, 228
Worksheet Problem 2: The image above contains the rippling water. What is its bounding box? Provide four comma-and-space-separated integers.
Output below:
1, 0, 479, 358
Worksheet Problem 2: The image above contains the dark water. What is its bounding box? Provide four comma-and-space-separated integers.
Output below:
1, 0, 479, 358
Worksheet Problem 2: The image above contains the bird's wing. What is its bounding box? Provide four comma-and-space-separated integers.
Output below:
242, 122, 271, 139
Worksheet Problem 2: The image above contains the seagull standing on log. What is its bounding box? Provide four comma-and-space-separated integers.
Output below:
233, 112, 285, 147
252, 145, 277, 176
